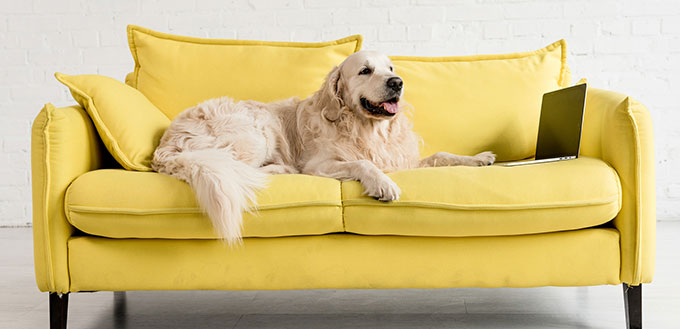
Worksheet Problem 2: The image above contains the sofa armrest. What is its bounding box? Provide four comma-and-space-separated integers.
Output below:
580, 88, 655, 285
31, 104, 106, 293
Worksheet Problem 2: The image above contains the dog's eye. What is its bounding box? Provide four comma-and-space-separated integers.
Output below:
389, 66, 393, 72
359, 67, 372, 75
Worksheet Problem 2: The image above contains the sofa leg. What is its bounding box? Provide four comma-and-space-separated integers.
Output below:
623, 284, 642, 329
113, 291, 127, 327
49, 293, 69, 329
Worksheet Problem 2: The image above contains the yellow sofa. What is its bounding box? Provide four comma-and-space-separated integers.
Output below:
32, 28, 654, 329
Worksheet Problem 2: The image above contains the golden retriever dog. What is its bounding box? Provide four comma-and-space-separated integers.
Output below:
152, 51, 495, 244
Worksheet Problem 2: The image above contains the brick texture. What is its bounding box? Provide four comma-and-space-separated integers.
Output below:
1, 0, 679, 226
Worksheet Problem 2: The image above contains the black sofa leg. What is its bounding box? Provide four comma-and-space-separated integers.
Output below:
49, 293, 69, 329
113, 291, 127, 327
623, 284, 642, 329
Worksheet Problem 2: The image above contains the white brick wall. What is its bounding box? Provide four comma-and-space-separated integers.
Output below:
1, 0, 679, 226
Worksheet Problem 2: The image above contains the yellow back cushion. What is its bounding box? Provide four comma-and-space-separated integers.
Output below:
391, 40, 571, 161
126, 25, 362, 118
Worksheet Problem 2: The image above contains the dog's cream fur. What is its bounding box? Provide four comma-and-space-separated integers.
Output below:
152, 51, 495, 244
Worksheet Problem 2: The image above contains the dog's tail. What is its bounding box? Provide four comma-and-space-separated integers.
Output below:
155, 149, 267, 245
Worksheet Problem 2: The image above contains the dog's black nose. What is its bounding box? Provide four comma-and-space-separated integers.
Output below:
386, 77, 403, 92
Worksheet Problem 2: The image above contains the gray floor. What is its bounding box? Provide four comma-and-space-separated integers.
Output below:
1, 223, 679, 329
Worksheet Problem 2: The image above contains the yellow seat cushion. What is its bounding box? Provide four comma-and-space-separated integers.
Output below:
391, 40, 570, 162
342, 157, 621, 237
126, 25, 362, 118
65, 170, 343, 239
55, 73, 170, 171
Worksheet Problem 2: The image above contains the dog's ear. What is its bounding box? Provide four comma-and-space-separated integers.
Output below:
320, 66, 344, 122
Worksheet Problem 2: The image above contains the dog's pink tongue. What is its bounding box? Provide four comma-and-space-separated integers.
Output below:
382, 102, 399, 114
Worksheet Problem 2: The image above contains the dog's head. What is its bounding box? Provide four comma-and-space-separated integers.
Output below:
321, 51, 403, 121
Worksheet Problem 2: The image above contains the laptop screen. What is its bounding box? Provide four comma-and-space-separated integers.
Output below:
535, 83, 587, 160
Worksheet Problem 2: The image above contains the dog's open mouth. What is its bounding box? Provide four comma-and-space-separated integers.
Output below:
360, 97, 399, 116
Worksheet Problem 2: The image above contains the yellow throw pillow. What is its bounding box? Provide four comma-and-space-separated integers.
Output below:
126, 25, 363, 118
391, 40, 571, 162
55, 73, 171, 171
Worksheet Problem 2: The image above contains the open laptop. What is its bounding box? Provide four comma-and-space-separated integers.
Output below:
502, 83, 587, 167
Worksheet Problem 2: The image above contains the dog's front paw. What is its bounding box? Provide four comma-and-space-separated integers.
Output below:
472, 151, 496, 166
363, 174, 401, 202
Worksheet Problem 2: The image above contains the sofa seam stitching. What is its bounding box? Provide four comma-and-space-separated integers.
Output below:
128, 26, 141, 88
390, 39, 561, 63
340, 182, 346, 232
66, 201, 342, 215
558, 39, 568, 86
40, 104, 55, 292
130, 25, 361, 48
625, 97, 644, 284
341, 195, 619, 210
